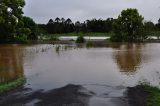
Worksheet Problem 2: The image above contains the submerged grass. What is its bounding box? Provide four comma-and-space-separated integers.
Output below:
0, 77, 26, 93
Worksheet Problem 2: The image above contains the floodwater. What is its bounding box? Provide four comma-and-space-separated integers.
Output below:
0, 43, 160, 106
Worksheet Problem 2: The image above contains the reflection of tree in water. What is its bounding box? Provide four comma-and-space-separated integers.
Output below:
0, 45, 24, 84
113, 43, 145, 75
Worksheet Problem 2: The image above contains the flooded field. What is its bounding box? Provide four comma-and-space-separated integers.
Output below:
0, 43, 160, 106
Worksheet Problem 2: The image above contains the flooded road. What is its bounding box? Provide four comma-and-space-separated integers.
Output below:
0, 43, 160, 106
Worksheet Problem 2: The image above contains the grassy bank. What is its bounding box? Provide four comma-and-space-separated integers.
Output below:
44, 32, 113, 38
128, 83, 160, 106
143, 84, 160, 106
0, 77, 26, 93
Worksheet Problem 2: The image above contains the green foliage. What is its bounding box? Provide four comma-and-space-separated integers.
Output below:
112, 8, 145, 42
44, 17, 115, 34
19, 16, 38, 40
86, 18, 114, 33
0, 0, 38, 43
155, 19, 160, 31
50, 36, 59, 41
144, 21, 155, 32
138, 84, 160, 106
76, 36, 85, 43
149, 31, 160, 39
14, 34, 28, 43
47, 32, 113, 37
0, 77, 26, 93
0, 0, 25, 42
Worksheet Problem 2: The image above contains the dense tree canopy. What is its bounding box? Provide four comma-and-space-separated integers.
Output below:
43, 17, 114, 34
0, 0, 25, 42
156, 18, 160, 31
0, 0, 38, 43
86, 18, 114, 33
111, 9, 145, 42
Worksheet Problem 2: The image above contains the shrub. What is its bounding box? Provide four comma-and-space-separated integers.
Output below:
76, 36, 85, 43
14, 34, 28, 43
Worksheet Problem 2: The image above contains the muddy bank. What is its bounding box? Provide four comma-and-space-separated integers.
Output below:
127, 85, 149, 106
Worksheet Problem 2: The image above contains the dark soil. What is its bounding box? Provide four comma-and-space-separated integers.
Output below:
127, 85, 150, 106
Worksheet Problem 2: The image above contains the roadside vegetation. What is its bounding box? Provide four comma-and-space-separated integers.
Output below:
0, 77, 26, 93
143, 84, 160, 106
128, 82, 160, 106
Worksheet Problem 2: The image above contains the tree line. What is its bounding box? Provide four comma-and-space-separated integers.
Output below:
38, 18, 115, 34
39, 17, 160, 35
38, 14, 160, 42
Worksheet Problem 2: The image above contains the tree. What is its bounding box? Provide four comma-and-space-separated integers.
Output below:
0, 0, 25, 42
61, 18, 65, 23
156, 18, 160, 31
144, 21, 155, 31
22, 16, 38, 40
46, 19, 55, 33
111, 8, 144, 42
86, 18, 114, 33
55, 17, 60, 23
76, 36, 85, 43
65, 18, 74, 33
65, 18, 72, 25
75, 21, 81, 33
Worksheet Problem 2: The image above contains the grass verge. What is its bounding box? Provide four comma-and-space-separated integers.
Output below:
128, 83, 160, 106
0, 77, 26, 93
143, 84, 160, 106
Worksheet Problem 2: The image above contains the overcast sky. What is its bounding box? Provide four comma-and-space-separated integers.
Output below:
23, 0, 160, 24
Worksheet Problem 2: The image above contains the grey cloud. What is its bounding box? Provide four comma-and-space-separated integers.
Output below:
23, 0, 160, 24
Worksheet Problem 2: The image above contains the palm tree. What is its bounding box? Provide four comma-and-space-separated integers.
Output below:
55, 17, 60, 23
48, 19, 54, 24
75, 21, 81, 26
61, 18, 65, 23
65, 18, 72, 25
75, 21, 81, 33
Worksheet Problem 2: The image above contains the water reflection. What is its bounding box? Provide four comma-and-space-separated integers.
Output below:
0, 45, 24, 84
113, 43, 145, 74
54, 45, 77, 55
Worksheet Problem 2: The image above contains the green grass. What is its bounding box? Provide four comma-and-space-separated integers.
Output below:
139, 83, 160, 106
147, 31, 160, 38
45, 32, 113, 37
0, 77, 26, 93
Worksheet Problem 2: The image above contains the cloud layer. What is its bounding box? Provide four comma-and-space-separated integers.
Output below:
23, 0, 160, 24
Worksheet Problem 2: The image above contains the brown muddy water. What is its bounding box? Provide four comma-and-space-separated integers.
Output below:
0, 43, 160, 106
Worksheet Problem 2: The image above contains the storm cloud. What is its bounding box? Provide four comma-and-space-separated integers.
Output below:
23, 0, 160, 24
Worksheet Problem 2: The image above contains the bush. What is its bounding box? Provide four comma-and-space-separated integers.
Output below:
50, 36, 59, 41
110, 34, 123, 42
76, 36, 85, 43
14, 35, 28, 43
